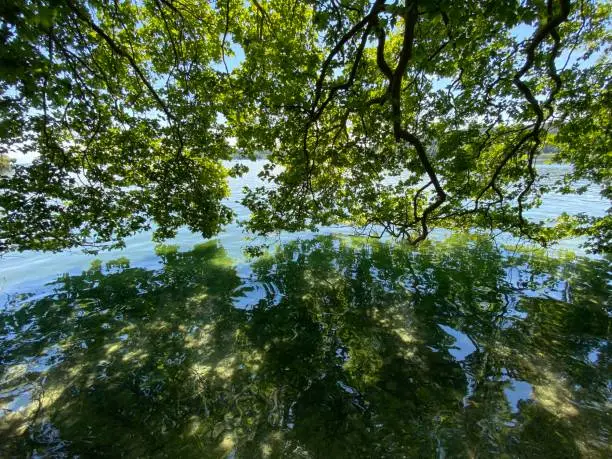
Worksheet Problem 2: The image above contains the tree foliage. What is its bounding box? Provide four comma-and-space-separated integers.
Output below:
0, 0, 610, 252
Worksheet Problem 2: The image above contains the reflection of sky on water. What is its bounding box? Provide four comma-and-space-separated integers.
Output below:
1, 233, 609, 457
438, 324, 476, 362
504, 380, 533, 413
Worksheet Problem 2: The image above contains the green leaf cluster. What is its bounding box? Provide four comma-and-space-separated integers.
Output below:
0, 1, 610, 252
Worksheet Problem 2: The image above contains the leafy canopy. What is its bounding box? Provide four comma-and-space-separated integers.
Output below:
0, 0, 610, 253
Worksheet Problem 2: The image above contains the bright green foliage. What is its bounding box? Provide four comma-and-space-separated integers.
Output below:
0, 1, 610, 252
236, 0, 611, 251
0, 0, 235, 252
0, 153, 10, 173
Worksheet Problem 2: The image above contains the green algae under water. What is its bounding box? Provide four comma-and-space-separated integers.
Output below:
0, 234, 610, 458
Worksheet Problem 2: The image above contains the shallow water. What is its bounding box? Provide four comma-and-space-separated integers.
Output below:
0, 161, 610, 458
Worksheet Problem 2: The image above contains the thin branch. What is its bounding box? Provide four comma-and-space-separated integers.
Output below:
64, 0, 176, 125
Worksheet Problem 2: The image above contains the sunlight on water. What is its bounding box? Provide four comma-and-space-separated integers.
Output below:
0, 233, 610, 457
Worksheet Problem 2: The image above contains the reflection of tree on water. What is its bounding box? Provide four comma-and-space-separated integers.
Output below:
0, 236, 609, 457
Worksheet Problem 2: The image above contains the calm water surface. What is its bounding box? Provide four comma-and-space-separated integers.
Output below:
0, 161, 610, 458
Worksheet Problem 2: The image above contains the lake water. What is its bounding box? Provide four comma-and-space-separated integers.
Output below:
0, 160, 610, 457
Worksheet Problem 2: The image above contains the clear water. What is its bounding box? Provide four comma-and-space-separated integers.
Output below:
0, 161, 610, 458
